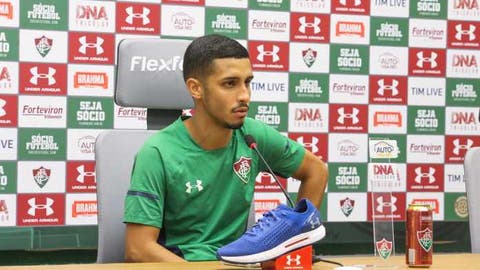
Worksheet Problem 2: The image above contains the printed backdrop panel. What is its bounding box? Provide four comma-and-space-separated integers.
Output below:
0, 0, 478, 250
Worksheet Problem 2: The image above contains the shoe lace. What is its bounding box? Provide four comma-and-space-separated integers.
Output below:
246, 208, 287, 236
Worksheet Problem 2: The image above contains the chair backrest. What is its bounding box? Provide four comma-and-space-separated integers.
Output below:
95, 130, 156, 263
464, 146, 480, 253
96, 38, 191, 263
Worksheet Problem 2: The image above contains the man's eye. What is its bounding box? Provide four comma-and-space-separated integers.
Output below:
225, 81, 235, 87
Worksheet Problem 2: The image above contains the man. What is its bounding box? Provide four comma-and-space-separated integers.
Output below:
123, 34, 328, 262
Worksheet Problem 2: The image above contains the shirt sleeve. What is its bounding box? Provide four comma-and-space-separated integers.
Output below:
123, 144, 165, 229
248, 119, 306, 178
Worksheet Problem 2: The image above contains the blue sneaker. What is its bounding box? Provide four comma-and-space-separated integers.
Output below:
216, 198, 326, 264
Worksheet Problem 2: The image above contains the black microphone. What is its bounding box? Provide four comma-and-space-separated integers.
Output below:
244, 134, 295, 208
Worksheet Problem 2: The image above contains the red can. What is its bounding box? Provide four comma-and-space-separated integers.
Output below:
406, 204, 433, 267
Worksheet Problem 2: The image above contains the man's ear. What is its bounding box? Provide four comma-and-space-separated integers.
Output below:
186, 77, 202, 100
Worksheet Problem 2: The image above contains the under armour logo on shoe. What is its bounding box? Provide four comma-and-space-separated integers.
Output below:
307, 213, 321, 229
286, 254, 301, 266
185, 180, 203, 194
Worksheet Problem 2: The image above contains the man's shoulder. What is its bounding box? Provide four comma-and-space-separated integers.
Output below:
142, 120, 183, 148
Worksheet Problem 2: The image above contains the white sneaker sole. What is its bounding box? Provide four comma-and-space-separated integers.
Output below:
219, 224, 326, 264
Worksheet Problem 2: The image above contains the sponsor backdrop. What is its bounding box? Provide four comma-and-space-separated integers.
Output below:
0, 0, 478, 251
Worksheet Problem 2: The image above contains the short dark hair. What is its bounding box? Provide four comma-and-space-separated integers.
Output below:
182, 34, 249, 82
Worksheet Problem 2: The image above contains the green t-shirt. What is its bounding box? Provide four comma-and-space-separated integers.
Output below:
124, 117, 305, 261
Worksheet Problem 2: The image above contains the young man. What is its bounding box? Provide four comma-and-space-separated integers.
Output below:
123, 34, 328, 262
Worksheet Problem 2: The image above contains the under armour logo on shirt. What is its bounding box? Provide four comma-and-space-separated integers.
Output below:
185, 180, 203, 194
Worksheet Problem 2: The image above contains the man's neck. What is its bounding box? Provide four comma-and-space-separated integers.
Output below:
184, 115, 234, 151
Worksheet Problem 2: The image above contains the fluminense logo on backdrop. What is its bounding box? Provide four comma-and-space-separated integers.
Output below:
302, 48, 317, 67
34, 35, 52, 57
340, 197, 355, 217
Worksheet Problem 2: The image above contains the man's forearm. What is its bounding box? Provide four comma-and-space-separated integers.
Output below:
295, 154, 328, 208
125, 241, 185, 263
